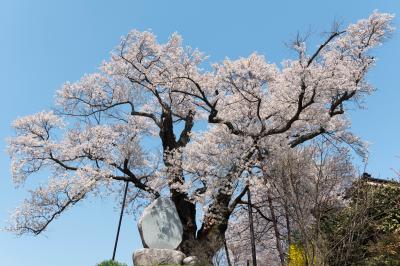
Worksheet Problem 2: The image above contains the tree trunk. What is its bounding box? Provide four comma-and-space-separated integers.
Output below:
159, 109, 230, 262
196, 218, 228, 264
196, 189, 232, 263
171, 200, 230, 264
158, 110, 200, 256
171, 192, 197, 255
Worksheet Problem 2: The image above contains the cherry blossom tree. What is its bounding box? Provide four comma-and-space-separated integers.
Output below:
7, 12, 394, 261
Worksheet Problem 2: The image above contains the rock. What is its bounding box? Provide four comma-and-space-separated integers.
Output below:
133, 248, 186, 266
183, 256, 199, 265
138, 197, 183, 249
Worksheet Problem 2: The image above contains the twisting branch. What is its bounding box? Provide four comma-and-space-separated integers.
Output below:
289, 127, 326, 148
329, 91, 356, 117
307, 30, 346, 67
177, 109, 195, 147
29, 190, 87, 235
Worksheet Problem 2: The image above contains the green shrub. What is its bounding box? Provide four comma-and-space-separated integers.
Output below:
320, 179, 400, 265
96, 259, 128, 266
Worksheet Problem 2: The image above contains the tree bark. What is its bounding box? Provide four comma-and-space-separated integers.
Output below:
171, 192, 197, 255
158, 109, 199, 256
159, 109, 232, 262
196, 217, 229, 264
196, 188, 233, 263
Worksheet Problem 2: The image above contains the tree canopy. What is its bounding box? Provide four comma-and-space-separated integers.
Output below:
7, 11, 394, 262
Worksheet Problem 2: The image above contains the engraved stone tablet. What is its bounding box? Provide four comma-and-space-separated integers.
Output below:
138, 197, 183, 249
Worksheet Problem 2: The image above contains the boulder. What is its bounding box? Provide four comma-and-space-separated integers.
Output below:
183, 256, 199, 265
138, 197, 183, 249
133, 248, 186, 266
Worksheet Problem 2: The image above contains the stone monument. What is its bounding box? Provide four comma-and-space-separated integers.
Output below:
138, 197, 183, 249
133, 197, 198, 265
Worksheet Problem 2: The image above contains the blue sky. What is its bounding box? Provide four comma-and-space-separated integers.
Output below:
0, 1, 399, 265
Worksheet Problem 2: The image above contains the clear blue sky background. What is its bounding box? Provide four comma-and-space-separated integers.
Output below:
0, 1, 399, 265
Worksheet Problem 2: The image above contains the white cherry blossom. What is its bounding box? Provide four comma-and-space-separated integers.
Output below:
6, 11, 394, 261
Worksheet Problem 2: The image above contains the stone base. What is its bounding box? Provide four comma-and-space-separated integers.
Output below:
133, 248, 186, 266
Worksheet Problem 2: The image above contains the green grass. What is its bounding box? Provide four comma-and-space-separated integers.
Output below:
96, 260, 128, 266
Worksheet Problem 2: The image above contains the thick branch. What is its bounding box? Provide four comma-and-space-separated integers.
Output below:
177, 110, 195, 147
265, 83, 314, 137
117, 159, 160, 197
289, 127, 326, 148
329, 91, 356, 117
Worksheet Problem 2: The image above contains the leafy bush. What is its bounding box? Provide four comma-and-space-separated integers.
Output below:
320, 178, 400, 265
96, 259, 128, 266
365, 233, 400, 266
